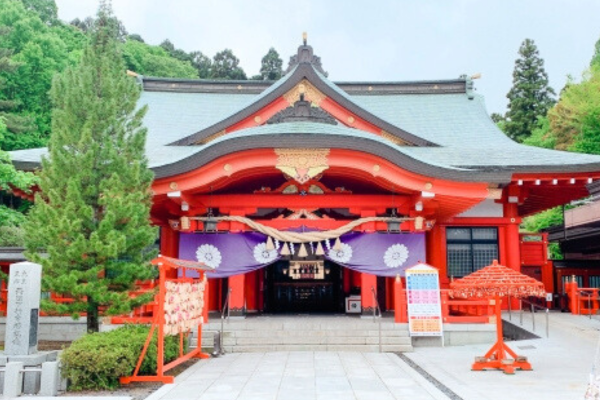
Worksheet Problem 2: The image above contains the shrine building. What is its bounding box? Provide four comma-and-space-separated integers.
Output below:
11, 38, 600, 316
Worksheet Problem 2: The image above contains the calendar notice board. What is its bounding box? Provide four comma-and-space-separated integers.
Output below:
405, 263, 443, 337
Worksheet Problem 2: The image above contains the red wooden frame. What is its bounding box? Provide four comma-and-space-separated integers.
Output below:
120, 256, 210, 385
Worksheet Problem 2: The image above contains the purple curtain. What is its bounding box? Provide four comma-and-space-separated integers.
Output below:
179, 231, 425, 278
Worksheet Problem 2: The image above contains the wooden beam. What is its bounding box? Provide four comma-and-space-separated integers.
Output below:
186, 194, 408, 209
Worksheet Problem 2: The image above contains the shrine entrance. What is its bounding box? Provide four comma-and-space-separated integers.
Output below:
264, 260, 344, 314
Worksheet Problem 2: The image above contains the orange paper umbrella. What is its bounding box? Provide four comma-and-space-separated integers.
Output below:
449, 260, 546, 299
449, 260, 546, 374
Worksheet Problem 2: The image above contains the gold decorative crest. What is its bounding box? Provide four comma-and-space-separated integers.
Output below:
275, 149, 330, 184
194, 129, 227, 145
380, 130, 410, 146
283, 79, 327, 106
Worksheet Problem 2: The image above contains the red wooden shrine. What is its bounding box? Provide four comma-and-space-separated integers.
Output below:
8, 37, 600, 319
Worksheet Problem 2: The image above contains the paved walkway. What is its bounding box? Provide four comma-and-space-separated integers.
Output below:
406, 311, 600, 400
145, 352, 449, 400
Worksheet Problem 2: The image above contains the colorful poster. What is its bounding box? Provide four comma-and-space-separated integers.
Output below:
405, 263, 443, 337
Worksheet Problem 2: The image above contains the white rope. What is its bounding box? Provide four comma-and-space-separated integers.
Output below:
189, 215, 413, 243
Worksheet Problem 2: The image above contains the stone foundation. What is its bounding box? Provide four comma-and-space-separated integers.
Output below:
411, 323, 496, 347
0, 316, 87, 342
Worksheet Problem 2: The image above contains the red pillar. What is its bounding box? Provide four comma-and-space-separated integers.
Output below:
160, 226, 179, 278
361, 273, 377, 315
229, 274, 245, 316
358, 209, 378, 315
394, 275, 407, 323
226, 209, 248, 316
503, 203, 521, 272
503, 203, 522, 310
160, 226, 179, 257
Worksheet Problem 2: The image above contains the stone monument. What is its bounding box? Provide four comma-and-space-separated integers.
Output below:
1, 261, 60, 396
5, 261, 41, 355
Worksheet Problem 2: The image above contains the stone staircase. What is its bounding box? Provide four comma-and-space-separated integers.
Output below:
190, 315, 413, 353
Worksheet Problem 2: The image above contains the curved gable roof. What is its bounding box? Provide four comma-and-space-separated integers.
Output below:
168, 63, 437, 147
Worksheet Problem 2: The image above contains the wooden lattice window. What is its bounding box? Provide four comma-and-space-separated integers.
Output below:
446, 227, 499, 278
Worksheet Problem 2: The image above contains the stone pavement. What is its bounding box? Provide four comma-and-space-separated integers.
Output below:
145, 352, 449, 400
406, 311, 600, 400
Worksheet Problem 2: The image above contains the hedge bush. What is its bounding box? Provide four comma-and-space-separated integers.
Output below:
61, 324, 184, 390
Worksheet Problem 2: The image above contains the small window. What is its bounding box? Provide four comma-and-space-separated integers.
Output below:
447, 227, 499, 278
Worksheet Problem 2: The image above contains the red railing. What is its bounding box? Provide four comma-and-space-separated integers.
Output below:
564, 280, 600, 315
393, 277, 494, 324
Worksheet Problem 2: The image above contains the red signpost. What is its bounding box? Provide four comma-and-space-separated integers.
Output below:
120, 256, 212, 385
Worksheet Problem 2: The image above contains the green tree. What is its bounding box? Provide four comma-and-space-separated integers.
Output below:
504, 39, 556, 142
70, 17, 94, 33
24, 2, 157, 332
128, 33, 144, 43
122, 39, 197, 78
0, 0, 86, 150
211, 49, 246, 80
546, 66, 600, 153
20, 0, 58, 26
591, 36, 600, 68
189, 50, 211, 78
0, 117, 35, 191
0, 33, 36, 150
258, 47, 282, 80
160, 39, 193, 64
523, 116, 555, 149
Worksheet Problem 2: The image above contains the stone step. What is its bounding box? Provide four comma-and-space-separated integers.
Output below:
195, 328, 410, 338
190, 317, 413, 353
194, 335, 411, 346
191, 344, 413, 353
201, 321, 409, 331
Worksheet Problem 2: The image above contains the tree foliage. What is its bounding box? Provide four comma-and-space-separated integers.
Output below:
591, 36, 600, 68
21, 0, 58, 26
24, 2, 157, 332
258, 47, 283, 80
547, 66, 600, 153
0, 0, 86, 150
211, 49, 246, 80
122, 39, 197, 78
189, 50, 211, 78
504, 39, 556, 142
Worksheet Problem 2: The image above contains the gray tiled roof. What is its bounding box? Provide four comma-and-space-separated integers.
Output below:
10, 65, 600, 183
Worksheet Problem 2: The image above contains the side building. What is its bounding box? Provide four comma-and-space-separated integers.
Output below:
547, 181, 600, 294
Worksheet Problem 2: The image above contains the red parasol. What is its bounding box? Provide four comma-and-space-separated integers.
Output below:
449, 259, 546, 299
450, 260, 546, 374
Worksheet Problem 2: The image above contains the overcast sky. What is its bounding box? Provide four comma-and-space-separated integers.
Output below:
54, 0, 600, 115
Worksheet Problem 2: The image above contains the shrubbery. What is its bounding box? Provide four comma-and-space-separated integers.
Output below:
61, 324, 184, 390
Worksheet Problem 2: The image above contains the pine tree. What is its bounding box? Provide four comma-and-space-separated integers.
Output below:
259, 47, 283, 80
24, 1, 157, 332
504, 39, 556, 142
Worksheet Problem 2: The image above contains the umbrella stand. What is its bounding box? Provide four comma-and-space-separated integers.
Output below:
471, 294, 532, 374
